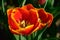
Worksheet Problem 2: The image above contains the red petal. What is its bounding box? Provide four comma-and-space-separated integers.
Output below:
45, 13, 53, 27
8, 15, 19, 30
21, 4, 34, 10
13, 9, 22, 22
38, 8, 48, 22
19, 8, 30, 21
29, 9, 39, 24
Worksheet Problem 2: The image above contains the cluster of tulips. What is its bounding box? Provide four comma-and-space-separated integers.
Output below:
7, 4, 53, 35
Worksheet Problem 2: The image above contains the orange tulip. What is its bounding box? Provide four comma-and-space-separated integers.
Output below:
7, 4, 53, 35
7, 4, 39, 35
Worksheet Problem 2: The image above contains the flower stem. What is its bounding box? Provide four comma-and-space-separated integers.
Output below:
2, 0, 5, 13
38, 25, 48, 40
19, 35, 21, 40
22, 0, 26, 6
28, 35, 31, 40
44, 0, 48, 9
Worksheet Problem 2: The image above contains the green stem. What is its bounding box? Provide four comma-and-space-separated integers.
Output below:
22, 0, 26, 6
14, 34, 20, 40
19, 35, 21, 40
2, 0, 5, 13
18, 0, 22, 7
38, 4, 41, 8
28, 35, 31, 40
18, 0, 26, 7
44, 0, 48, 9
51, 0, 54, 7
38, 25, 48, 40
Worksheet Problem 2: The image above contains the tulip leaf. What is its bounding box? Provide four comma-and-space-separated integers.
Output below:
14, 34, 19, 40
21, 35, 27, 40
37, 25, 48, 40
18, 0, 24, 7
22, 0, 26, 6
33, 24, 48, 40
18, 0, 26, 7
47, 0, 54, 7
2, 0, 5, 13
14, 35, 27, 40
44, 0, 48, 9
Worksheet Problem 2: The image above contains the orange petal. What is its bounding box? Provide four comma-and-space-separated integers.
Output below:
8, 15, 19, 30
9, 26, 20, 35
19, 25, 34, 35
12, 8, 22, 22
7, 8, 19, 30
7, 8, 21, 30
7, 8, 13, 17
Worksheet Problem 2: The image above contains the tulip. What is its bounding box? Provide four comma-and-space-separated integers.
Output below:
38, 8, 53, 27
7, 4, 53, 35
7, 4, 39, 35
38, 0, 46, 5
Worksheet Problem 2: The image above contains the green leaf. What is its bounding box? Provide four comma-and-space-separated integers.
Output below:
44, 0, 48, 9
21, 35, 27, 40
14, 34, 19, 40
37, 25, 48, 40
18, 0, 23, 7
14, 35, 27, 40
33, 25, 48, 40
2, 0, 5, 13
47, 0, 54, 7
22, 0, 26, 6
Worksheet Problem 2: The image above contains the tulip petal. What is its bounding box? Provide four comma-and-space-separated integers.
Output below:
20, 25, 34, 35
29, 9, 39, 24
7, 8, 13, 17
19, 8, 30, 21
38, 8, 48, 22
21, 4, 34, 10
44, 13, 53, 27
12, 8, 22, 22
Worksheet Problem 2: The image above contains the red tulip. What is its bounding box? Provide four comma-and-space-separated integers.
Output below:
38, 8, 53, 27
38, 0, 46, 5
32, 8, 53, 32
7, 4, 39, 35
7, 4, 53, 35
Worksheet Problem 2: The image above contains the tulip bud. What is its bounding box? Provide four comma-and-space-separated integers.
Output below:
38, 0, 46, 5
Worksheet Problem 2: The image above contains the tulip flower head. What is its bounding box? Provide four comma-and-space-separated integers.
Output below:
7, 4, 53, 35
